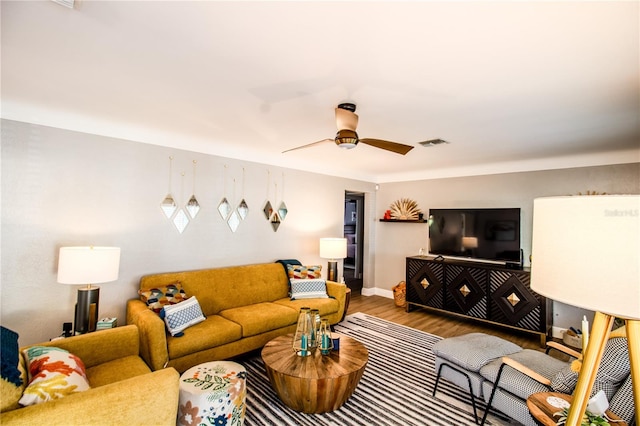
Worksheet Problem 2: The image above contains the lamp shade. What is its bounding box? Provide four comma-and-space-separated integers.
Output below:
57, 246, 121, 284
530, 195, 639, 320
319, 238, 347, 259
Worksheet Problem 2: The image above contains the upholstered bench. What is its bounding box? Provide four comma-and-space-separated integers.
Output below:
432, 333, 521, 422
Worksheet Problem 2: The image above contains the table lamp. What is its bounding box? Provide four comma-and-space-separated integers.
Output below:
531, 195, 639, 426
57, 246, 121, 334
319, 238, 347, 282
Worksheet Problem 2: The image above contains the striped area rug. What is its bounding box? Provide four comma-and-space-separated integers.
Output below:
241, 312, 515, 426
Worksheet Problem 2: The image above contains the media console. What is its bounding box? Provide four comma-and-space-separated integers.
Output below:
406, 256, 552, 345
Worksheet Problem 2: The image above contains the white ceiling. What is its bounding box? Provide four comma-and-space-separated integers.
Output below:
2, 1, 639, 182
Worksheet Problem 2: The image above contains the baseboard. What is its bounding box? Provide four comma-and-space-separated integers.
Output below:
361, 287, 393, 299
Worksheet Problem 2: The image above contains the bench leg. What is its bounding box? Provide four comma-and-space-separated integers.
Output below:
433, 362, 480, 424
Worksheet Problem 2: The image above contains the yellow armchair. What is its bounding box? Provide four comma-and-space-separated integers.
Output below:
1, 325, 180, 426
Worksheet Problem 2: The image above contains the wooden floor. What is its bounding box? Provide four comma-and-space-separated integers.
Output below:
348, 292, 543, 351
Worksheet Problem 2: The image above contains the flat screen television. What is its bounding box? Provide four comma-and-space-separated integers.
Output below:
428, 208, 521, 264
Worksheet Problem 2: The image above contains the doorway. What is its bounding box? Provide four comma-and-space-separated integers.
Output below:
343, 191, 364, 293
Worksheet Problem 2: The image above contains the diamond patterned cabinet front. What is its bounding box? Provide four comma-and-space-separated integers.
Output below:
406, 256, 552, 343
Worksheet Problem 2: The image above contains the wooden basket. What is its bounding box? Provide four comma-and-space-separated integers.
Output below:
392, 281, 406, 307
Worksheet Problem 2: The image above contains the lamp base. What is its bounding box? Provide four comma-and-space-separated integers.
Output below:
75, 286, 100, 334
327, 261, 338, 282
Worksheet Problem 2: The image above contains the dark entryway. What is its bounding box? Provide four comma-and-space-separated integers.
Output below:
343, 191, 364, 293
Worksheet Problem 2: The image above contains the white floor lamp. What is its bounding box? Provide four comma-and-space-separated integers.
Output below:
531, 195, 639, 426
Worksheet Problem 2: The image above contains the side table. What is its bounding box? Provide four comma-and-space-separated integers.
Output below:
526, 392, 627, 426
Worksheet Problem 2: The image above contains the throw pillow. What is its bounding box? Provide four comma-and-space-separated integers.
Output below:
1, 326, 22, 387
163, 296, 206, 337
139, 282, 188, 314
287, 265, 322, 280
290, 278, 329, 300
19, 346, 90, 406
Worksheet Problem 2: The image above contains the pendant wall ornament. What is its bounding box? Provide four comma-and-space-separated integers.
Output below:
186, 160, 200, 219
237, 167, 249, 220
270, 182, 282, 232
160, 156, 177, 218
278, 172, 288, 221
218, 165, 231, 220
172, 172, 190, 234
227, 178, 240, 232
263, 170, 273, 220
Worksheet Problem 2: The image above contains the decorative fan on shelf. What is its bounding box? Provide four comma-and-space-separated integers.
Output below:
390, 198, 421, 220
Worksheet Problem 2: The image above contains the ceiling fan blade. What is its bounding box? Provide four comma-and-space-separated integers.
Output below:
359, 138, 414, 155
282, 139, 333, 153
335, 108, 358, 131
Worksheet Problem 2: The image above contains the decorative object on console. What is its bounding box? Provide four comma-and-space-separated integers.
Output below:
390, 198, 421, 220
57, 246, 121, 335
319, 237, 347, 282
531, 195, 639, 426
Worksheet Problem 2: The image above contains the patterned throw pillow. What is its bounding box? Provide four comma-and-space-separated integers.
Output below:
287, 265, 322, 280
139, 282, 188, 314
19, 346, 90, 406
163, 296, 206, 337
289, 278, 329, 300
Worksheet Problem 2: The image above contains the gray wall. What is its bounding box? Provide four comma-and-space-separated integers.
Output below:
3, 118, 638, 344
373, 163, 640, 332
1, 120, 376, 344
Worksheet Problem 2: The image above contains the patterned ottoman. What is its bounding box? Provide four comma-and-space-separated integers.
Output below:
178, 361, 246, 426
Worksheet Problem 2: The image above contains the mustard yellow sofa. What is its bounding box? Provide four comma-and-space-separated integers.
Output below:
127, 262, 347, 373
1, 325, 180, 425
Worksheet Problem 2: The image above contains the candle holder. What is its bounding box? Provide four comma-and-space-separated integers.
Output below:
310, 309, 320, 348
319, 319, 333, 355
292, 307, 313, 356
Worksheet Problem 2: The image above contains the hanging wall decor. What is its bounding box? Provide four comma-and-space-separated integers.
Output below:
173, 172, 190, 234
160, 156, 177, 218
237, 167, 249, 220
218, 165, 231, 220
262, 170, 273, 220
270, 182, 282, 232
227, 178, 241, 232
186, 160, 200, 219
278, 172, 288, 221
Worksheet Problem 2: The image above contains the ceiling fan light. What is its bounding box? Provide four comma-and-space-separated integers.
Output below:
335, 129, 358, 149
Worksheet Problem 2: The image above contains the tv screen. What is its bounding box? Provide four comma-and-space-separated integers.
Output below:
428, 208, 521, 263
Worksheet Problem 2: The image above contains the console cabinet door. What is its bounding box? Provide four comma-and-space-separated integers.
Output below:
444, 264, 488, 319
406, 257, 444, 310
489, 269, 545, 333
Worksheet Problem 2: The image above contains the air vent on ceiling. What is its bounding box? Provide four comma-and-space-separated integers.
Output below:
52, 0, 74, 9
419, 139, 450, 147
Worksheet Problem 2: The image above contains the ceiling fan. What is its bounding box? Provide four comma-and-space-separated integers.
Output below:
283, 103, 415, 155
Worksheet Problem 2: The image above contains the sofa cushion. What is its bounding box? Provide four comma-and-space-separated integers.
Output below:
162, 296, 206, 337
273, 297, 340, 318
289, 278, 329, 300
167, 315, 243, 360
287, 264, 322, 279
219, 303, 298, 338
85, 355, 152, 388
139, 282, 188, 314
20, 346, 90, 406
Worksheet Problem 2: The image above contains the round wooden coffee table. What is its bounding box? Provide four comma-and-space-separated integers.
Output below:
527, 392, 627, 426
261, 332, 368, 413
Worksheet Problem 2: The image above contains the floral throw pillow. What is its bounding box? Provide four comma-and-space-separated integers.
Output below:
287, 265, 322, 280
139, 282, 188, 314
19, 346, 90, 406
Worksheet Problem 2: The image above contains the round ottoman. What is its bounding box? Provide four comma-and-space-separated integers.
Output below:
178, 361, 246, 426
